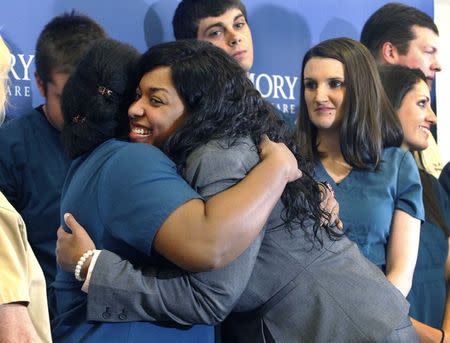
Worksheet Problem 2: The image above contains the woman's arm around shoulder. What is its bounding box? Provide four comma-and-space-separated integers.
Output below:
154, 136, 301, 271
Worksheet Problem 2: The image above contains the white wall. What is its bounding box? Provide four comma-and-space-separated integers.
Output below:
435, 0, 449, 164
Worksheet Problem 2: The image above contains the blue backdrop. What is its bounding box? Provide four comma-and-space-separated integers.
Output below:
0, 0, 433, 121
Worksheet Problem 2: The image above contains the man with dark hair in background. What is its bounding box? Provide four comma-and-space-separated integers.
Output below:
173, 0, 254, 73
0, 11, 107, 317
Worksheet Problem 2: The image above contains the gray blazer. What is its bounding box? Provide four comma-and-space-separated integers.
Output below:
86, 138, 413, 342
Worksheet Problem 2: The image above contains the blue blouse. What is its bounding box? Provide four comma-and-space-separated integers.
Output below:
315, 147, 424, 268
51, 139, 213, 342
408, 171, 450, 327
439, 162, 450, 201
0, 107, 70, 299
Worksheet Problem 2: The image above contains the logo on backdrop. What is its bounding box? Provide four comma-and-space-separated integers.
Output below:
249, 72, 299, 118
7, 53, 34, 98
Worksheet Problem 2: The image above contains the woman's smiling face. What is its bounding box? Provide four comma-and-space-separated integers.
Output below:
128, 66, 186, 148
397, 79, 436, 151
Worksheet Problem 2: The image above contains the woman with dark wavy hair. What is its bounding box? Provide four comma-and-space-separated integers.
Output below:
58, 39, 417, 342
52, 38, 301, 343
296, 38, 423, 299
379, 64, 450, 342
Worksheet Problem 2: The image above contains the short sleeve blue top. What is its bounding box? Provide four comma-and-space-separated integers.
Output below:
315, 147, 424, 268
52, 139, 212, 342
0, 107, 70, 287
439, 162, 450, 201
408, 172, 450, 327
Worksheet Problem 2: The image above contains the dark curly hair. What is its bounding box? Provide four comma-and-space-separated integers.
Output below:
138, 39, 340, 242
61, 38, 140, 159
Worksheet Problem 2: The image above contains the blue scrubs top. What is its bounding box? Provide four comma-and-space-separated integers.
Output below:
408, 171, 450, 327
315, 147, 424, 268
52, 139, 213, 342
439, 162, 450, 201
0, 107, 70, 288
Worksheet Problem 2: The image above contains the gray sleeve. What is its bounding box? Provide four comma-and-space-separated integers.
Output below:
86, 138, 264, 325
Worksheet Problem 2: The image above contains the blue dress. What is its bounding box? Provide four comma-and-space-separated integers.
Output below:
314, 147, 424, 269
0, 107, 70, 293
407, 171, 450, 327
51, 139, 213, 342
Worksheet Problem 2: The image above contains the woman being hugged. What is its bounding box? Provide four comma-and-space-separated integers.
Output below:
296, 37, 423, 297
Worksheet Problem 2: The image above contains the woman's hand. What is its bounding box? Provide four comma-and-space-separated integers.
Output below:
411, 318, 450, 343
318, 182, 344, 230
258, 134, 302, 183
56, 213, 96, 274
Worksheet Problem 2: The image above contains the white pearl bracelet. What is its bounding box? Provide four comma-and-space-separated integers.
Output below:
74, 249, 95, 282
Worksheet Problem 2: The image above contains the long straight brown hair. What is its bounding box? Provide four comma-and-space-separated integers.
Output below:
296, 38, 403, 170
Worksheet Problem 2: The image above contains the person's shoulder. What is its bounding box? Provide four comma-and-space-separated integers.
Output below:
442, 161, 450, 176
382, 147, 415, 165
189, 137, 258, 167
382, 146, 407, 158
0, 191, 18, 214
378, 149, 420, 184
0, 108, 48, 139
105, 141, 175, 174
0, 112, 36, 155
444, 161, 450, 170
184, 137, 258, 196
425, 170, 450, 204
116, 141, 170, 161
204, 136, 256, 151
0, 194, 26, 236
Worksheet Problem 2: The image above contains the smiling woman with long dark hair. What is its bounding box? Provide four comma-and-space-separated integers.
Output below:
379, 64, 450, 342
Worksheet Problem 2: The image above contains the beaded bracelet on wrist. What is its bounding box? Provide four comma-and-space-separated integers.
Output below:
74, 249, 95, 282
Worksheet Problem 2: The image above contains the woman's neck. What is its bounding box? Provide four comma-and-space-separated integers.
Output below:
317, 130, 342, 159
317, 130, 352, 183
